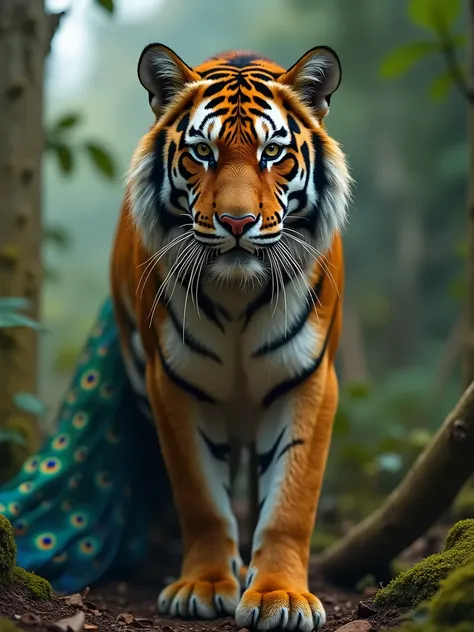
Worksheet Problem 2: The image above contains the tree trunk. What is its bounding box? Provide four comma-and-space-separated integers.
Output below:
0, 0, 50, 478
319, 379, 474, 586
464, 0, 474, 389
338, 301, 369, 385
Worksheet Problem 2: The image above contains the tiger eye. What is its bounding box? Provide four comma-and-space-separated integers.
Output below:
195, 143, 212, 158
263, 143, 282, 159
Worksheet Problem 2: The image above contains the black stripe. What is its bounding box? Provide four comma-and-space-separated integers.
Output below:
203, 81, 230, 98
199, 428, 230, 462
242, 283, 274, 331
166, 304, 223, 364
156, 339, 216, 404
253, 96, 271, 110
180, 277, 225, 333
252, 275, 324, 357
312, 131, 329, 199
262, 297, 338, 408
249, 79, 273, 98
276, 438, 305, 460
257, 427, 286, 476
287, 114, 300, 134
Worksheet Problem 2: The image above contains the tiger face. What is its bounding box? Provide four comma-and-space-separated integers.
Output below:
128, 44, 351, 285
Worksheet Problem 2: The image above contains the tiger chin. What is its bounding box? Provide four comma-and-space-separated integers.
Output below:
112, 42, 352, 632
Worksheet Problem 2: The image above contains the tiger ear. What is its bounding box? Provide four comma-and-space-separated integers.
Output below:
137, 43, 199, 117
278, 46, 341, 120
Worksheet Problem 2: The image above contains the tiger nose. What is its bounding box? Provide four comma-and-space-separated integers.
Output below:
219, 214, 258, 236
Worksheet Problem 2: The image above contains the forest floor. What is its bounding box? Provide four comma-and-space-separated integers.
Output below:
0, 516, 448, 632
0, 554, 408, 632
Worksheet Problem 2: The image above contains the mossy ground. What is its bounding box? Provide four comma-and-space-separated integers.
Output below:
389, 557, 474, 632
0, 514, 52, 599
374, 519, 474, 611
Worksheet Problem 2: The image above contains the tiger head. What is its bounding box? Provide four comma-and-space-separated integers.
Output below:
128, 44, 352, 286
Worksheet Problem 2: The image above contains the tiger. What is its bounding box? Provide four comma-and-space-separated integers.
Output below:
111, 42, 351, 632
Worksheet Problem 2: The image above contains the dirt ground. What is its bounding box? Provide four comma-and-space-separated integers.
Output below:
1, 517, 448, 632
0, 559, 404, 632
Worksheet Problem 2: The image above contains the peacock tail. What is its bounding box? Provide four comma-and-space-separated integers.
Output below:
0, 297, 171, 594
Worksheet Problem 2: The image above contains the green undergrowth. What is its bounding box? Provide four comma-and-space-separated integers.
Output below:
389, 557, 474, 632
374, 520, 474, 611
0, 514, 52, 599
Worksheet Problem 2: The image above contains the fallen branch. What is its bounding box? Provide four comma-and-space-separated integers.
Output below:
318, 380, 474, 586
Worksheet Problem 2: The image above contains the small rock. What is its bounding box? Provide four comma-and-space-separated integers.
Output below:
334, 621, 374, 632
54, 611, 86, 632
62, 593, 84, 608
363, 587, 378, 598
356, 601, 377, 619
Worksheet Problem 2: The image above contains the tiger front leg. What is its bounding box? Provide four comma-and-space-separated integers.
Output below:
236, 361, 338, 632
146, 359, 242, 619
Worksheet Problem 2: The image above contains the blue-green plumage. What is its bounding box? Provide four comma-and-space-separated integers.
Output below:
0, 297, 172, 593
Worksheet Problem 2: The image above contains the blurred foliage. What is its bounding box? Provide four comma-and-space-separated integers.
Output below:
0, 300, 45, 458
46, 113, 116, 181
42, 0, 117, 284
379, 0, 465, 102
318, 371, 453, 529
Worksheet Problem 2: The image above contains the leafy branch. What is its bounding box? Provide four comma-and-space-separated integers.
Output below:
0, 299, 47, 446
46, 112, 116, 180
380, 0, 471, 102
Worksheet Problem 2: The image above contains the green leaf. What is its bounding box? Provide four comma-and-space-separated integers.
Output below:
84, 142, 116, 179
43, 224, 72, 250
0, 429, 26, 447
409, 0, 461, 31
94, 0, 114, 14
0, 297, 31, 311
380, 41, 439, 78
429, 69, 456, 100
50, 142, 74, 175
0, 311, 45, 331
54, 113, 81, 130
13, 392, 46, 416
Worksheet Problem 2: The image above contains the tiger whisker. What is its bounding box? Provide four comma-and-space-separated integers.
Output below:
182, 244, 205, 340
137, 231, 193, 298
193, 247, 209, 318
147, 241, 198, 325
271, 247, 288, 334
275, 241, 315, 315
277, 241, 321, 328
283, 231, 339, 298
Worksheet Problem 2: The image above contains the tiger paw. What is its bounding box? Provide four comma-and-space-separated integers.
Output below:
157, 575, 241, 619
235, 588, 326, 631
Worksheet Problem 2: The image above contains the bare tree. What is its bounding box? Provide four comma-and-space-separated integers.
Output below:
0, 1, 62, 465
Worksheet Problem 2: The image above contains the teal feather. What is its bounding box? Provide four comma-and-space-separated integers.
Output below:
0, 297, 171, 593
